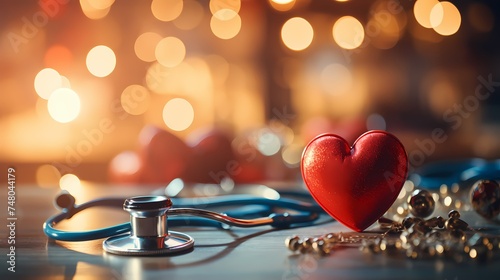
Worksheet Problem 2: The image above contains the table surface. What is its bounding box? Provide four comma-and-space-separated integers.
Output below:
1, 184, 500, 280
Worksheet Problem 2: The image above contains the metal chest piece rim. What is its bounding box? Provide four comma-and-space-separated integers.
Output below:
102, 195, 194, 256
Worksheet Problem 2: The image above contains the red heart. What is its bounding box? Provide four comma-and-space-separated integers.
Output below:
301, 130, 408, 232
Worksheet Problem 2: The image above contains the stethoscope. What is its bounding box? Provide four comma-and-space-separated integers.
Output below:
410, 158, 500, 190
44, 158, 500, 257
43, 180, 325, 256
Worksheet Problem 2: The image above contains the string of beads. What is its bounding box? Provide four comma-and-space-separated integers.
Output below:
285, 180, 500, 262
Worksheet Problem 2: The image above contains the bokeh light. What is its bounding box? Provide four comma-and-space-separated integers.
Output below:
281, 143, 303, 167
59, 174, 82, 192
109, 151, 141, 176
269, 0, 295, 12
210, 0, 241, 20
257, 130, 282, 156
86, 45, 116, 77
151, 0, 183, 22
120, 85, 151, 115
36, 164, 61, 188
44, 45, 73, 71
155, 37, 186, 67
333, 16, 365, 49
80, 0, 111, 20
366, 114, 387, 130
162, 98, 194, 131
60, 76, 71, 88
174, 0, 204, 30
430, 1, 461, 36
320, 63, 352, 95
34, 68, 62, 100
210, 10, 242, 40
281, 17, 314, 51
47, 88, 81, 123
271, 0, 294, 4
134, 32, 163, 62
87, 0, 114, 10
414, 0, 440, 28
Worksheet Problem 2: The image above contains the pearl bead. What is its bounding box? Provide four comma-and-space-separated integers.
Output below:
470, 180, 500, 220
408, 189, 435, 218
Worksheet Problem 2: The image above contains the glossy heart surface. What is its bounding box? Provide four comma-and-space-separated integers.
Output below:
301, 130, 408, 232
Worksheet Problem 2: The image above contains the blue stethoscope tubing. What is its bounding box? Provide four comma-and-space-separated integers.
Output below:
410, 158, 500, 189
43, 193, 325, 242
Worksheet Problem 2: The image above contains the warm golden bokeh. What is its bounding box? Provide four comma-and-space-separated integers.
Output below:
134, 32, 163, 62
80, 0, 111, 20
174, 0, 204, 30
151, 0, 183, 22
430, 1, 461, 36
271, 0, 294, 4
86, 45, 116, 77
320, 63, 352, 95
414, 0, 440, 28
44, 45, 73, 72
34, 68, 62, 100
281, 17, 314, 51
333, 16, 364, 49
36, 164, 61, 188
87, 0, 115, 10
210, 0, 241, 20
47, 88, 81, 123
0, 1, 497, 187
155, 37, 186, 67
162, 98, 195, 131
269, 0, 295, 12
210, 10, 242, 40
59, 174, 83, 197
120, 85, 151, 116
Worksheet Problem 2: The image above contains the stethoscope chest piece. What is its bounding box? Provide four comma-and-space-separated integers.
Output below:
103, 196, 194, 256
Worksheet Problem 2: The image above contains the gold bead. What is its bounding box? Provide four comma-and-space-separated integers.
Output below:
408, 189, 435, 218
312, 238, 331, 255
445, 217, 468, 231
285, 235, 300, 251
448, 210, 460, 219
402, 217, 415, 229
436, 216, 445, 228
378, 217, 395, 230
299, 238, 313, 253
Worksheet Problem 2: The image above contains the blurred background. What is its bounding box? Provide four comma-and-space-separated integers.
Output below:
0, 0, 499, 190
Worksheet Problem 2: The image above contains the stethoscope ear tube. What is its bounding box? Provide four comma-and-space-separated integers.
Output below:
410, 158, 500, 189
44, 196, 132, 241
